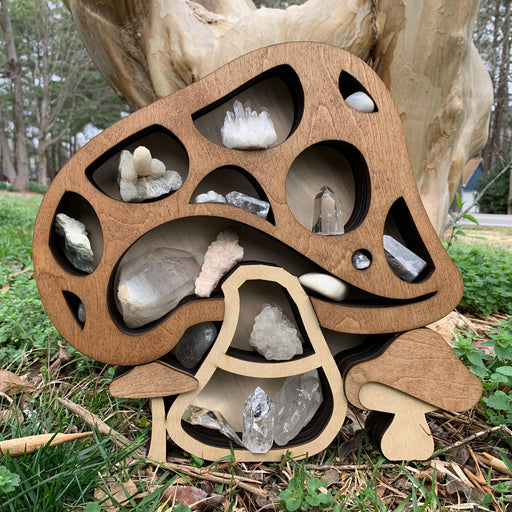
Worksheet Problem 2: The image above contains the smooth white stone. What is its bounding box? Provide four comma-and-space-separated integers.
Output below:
383, 235, 427, 282
242, 387, 274, 454
54, 213, 95, 273
117, 247, 200, 328
273, 369, 323, 446
173, 322, 218, 369
195, 231, 244, 298
221, 100, 277, 150
249, 303, 303, 361
298, 273, 349, 302
193, 190, 226, 204
345, 91, 375, 113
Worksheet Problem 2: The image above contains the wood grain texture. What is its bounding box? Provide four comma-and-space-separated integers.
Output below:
344, 328, 482, 412
147, 397, 167, 463
33, 42, 463, 366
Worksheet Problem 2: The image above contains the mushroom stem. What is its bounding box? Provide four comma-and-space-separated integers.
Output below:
359, 382, 436, 461
147, 397, 167, 463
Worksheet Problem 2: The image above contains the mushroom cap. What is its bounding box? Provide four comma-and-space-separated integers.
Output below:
343, 328, 482, 412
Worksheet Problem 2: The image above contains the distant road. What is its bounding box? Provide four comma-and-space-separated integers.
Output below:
460, 213, 512, 227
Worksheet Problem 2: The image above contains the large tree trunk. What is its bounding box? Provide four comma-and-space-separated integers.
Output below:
63, 0, 493, 233
0, 0, 30, 191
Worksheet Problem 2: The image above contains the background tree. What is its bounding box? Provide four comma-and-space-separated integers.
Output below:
63, 0, 493, 233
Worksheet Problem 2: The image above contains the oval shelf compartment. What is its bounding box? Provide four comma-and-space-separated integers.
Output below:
86, 125, 189, 202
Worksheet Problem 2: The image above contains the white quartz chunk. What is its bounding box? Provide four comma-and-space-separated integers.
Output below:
118, 146, 182, 202
195, 231, 244, 298
298, 273, 349, 302
249, 303, 303, 361
383, 235, 427, 282
273, 370, 323, 446
345, 91, 375, 113
117, 247, 200, 328
192, 190, 226, 204
221, 100, 277, 150
352, 250, 372, 269
242, 387, 274, 454
54, 213, 95, 273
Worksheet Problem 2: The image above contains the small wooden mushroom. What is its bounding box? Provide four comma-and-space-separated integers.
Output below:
109, 359, 198, 463
343, 328, 482, 460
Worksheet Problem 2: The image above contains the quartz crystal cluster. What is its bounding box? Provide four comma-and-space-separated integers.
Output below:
221, 100, 277, 150
54, 213, 95, 273
117, 247, 200, 328
312, 186, 344, 235
118, 146, 182, 202
249, 303, 303, 360
183, 370, 322, 454
193, 189, 270, 220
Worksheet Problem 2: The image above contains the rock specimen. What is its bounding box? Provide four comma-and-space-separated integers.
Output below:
77, 302, 86, 324
249, 303, 303, 361
117, 247, 200, 328
194, 231, 244, 298
352, 250, 372, 270
173, 322, 218, 369
312, 186, 344, 235
192, 190, 226, 204
298, 273, 349, 302
183, 405, 243, 447
242, 387, 274, 454
273, 370, 323, 446
118, 146, 182, 202
383, 235, 427, 282
54, 213, 95, 273
345, 91, 375, 113
221, 100, 277, 150
226, 191, 270, 219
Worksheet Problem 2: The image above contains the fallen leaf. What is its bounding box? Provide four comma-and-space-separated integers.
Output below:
0, 370, 36, 395
94, 479, 138, 510
150, 484, 224, 510
1, 282, 9, 293
0, 407, 24, 425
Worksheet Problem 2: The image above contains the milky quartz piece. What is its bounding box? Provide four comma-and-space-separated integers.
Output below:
298, 273, 349, 302
226, 191, 270, 219
312, 186, 344, 235
242, 387, 275, 454
117, 247, 200, 328
352, 250, 371, 270
118, 146, 182, 202
54, 213, 95, 273
192, 190, 226, 204
183, 405, 243, 447
383, 235, 427, 282
249, 303, 303, 361
221, 100, 277, 150
273, 370, 323, 446
194, 231, 244, 298
173, 322, 218, 369
345, 91, 375, 113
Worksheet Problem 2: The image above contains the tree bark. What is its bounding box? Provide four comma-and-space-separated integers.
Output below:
63, 0, 493, 233
0, 0, 30, 191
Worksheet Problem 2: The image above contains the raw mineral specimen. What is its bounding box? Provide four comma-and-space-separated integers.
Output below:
298, 272, 349, 302
242, 387, 274, 454
345, 91, 375, 113
54, 213, 95, 273
273, 370, 323, 446
383, 235, 427, 282
249, 303, 303, 361
352, 250, 371, 269
192, 190, 226, 204
194, 231, 244, 298
173, 322, 218, 369
183, 405, 244, 447
117, 247, 200, 328
312, 186, 344, 235
77, 302, 86, 324
221, 100, 277, 150
226, 191, 270, 219
118, 146, 182, 202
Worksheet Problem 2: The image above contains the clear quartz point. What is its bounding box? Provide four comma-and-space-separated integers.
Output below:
383, 235, 427, 282
226, 191, 270, 219
312, 186, 344, 235
242, 387, 274, 454
273, 370, 323, 446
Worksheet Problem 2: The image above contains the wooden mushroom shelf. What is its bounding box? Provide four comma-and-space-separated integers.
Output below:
33, 42, 481, 462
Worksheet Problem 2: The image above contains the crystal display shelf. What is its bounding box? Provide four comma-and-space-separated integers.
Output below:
33, 42, 481, 463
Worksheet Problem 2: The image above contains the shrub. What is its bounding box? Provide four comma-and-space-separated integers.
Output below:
447, 243, 512, 316
28, 181, 48, 195
477, 161, 510, 214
